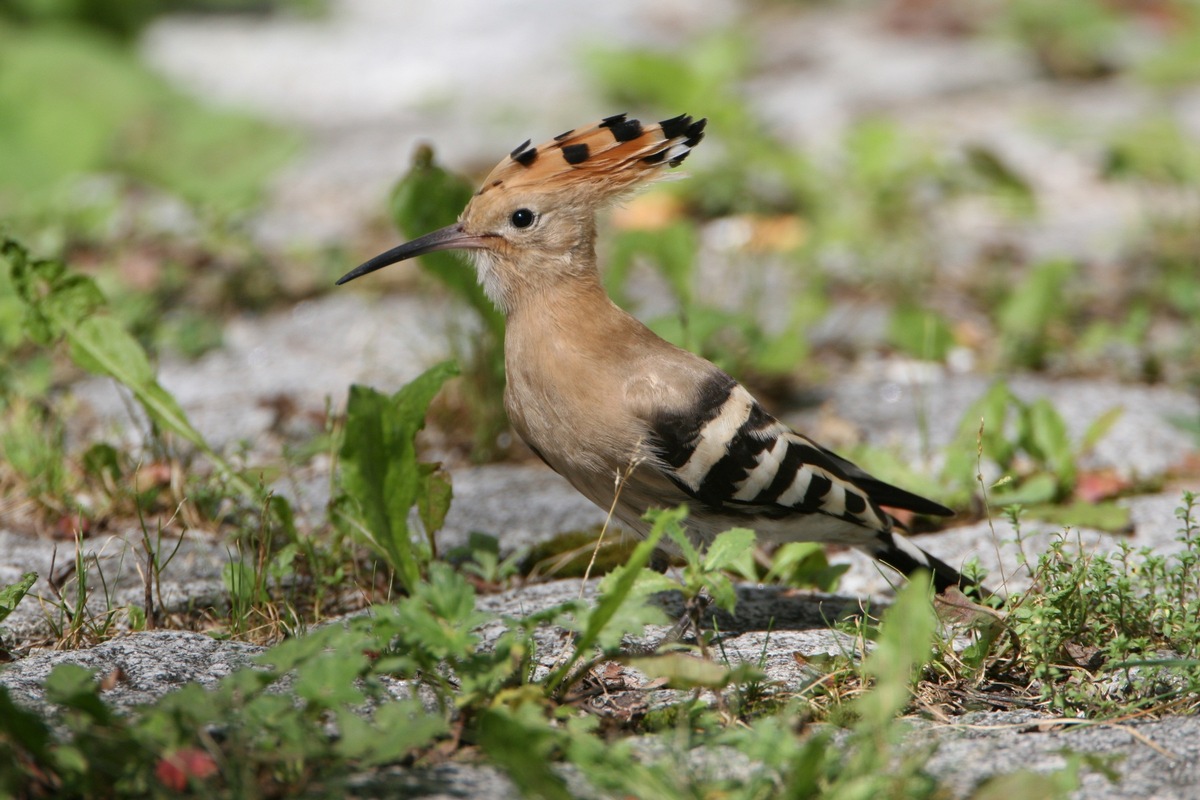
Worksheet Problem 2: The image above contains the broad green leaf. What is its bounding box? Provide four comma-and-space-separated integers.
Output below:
51, 745, 88, 778
0, 571, 36, 623
4, 239, 258, 501
964, 143, 1037, 216
998, 259, 1074, 367
763, 541, 848, 592
978, 381, 1019, 467
706, 572, 738, 613
998, 259, 1073, 340
68, 315, 153, 383
339, 361, 459, 591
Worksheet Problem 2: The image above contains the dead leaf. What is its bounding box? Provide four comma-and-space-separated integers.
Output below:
99, 667, 126, 692
1064, 641, 1105, 670
1074, 469, 1131, 504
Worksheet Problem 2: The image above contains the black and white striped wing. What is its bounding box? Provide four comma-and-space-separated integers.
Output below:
646, 373, 949, 532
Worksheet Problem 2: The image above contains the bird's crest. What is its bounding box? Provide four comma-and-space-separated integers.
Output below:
475, 113, 706, 200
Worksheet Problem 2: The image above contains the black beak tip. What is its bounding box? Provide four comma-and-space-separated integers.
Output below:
337, 224, 476, 287
334, 266, 366, 286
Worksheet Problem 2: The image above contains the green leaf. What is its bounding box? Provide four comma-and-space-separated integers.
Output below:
4, 238, 259, 502
991, 472, 1059, 506
0, 685, 52, 761
963, 143, 1037, 216
6, 239, 105, 345
335, 701, 447, 765
763, 542, 849, 592
1024, 501, 1131, 533
339, 361, 459, 592
81, 443, 123, 484
1081, 406, 1123, 451
654, 505, 698, 565
706, 573, 739, 614
997, 259, 1074, 367
1025, 398, 1074, 492
417, 463, 454, 540
389, 146, 504, 338
388, 564, 488, 664
627, 653, 736, 689
549, 510, 669, 691
294, 652, 369, 709
0, 571, 36, 624
888, 306, 955, 362
44, 665, 113, 725
477, 704, 572, 800
971, 759, 1081, 800
703, 528, 757, 572
856, 576, 937, 727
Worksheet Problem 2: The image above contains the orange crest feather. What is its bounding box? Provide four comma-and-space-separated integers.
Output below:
476, 113, 706, 199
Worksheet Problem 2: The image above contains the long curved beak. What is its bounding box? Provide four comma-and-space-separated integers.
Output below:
336, 223, 489, 285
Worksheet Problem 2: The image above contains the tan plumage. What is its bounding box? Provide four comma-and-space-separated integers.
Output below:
339, 114, 977, 595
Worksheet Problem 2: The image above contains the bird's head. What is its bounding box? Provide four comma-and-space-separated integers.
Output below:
337, 113, 706, 312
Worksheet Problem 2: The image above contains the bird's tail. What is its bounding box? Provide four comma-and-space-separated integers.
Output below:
864, 528, 990, 598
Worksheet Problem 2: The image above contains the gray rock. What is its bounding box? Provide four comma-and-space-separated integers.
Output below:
810, 371, 1198, 481
436, 465, 608, 553
926, 711, 1200, 800
749, 7, 1035, 147
3, 589, 1196, 800
0, 630, 261, 712
341, 762, 517, 800
0, 528, 232, 648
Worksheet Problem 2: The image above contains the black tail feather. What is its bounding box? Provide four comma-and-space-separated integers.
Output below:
865, 530, 990, 597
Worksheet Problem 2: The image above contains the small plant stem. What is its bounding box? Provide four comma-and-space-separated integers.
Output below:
579, 449, 644, 597
975, 417, 1011, 589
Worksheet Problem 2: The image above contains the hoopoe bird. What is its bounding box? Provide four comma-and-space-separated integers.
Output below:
339, 113, 979, 596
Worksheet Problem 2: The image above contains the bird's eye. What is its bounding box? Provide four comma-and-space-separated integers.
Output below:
510, 208, 535, 229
